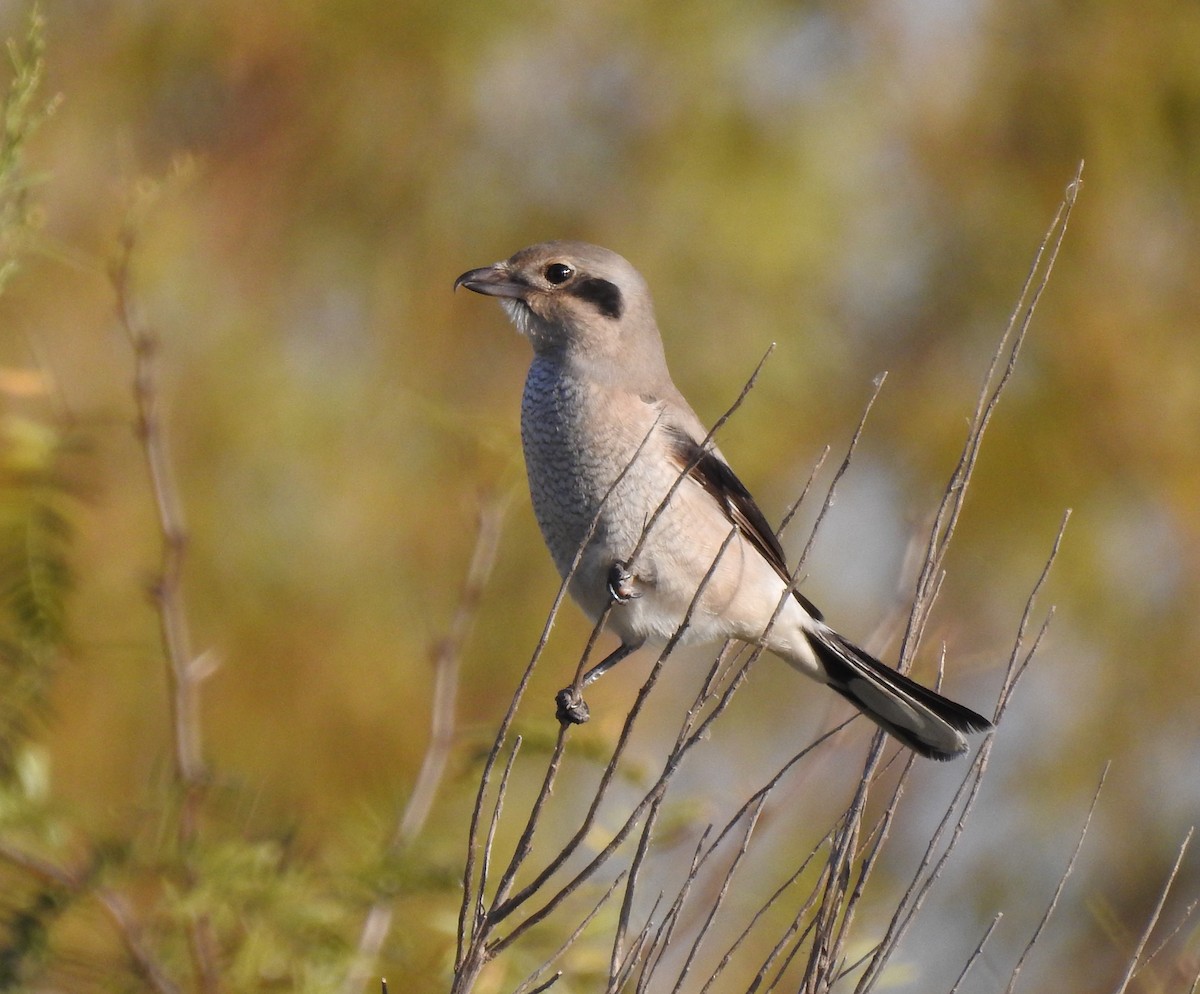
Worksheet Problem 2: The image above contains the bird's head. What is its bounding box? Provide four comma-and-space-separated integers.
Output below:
455, 241, 669, 384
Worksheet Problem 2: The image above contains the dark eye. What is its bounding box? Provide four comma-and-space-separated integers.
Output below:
544, 262, 574, 285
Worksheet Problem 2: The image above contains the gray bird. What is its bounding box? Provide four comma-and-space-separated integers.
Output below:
455, 241, 992, 760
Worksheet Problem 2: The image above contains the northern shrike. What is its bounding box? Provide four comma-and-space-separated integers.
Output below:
455, 241, 991, 760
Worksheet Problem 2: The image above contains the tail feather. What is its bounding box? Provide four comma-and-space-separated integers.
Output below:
806, 626, 993, 761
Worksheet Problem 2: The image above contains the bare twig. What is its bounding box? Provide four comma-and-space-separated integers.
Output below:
796, 372, 887, 574
779, 444, 831, 536
853, 512, 1068, 993
668, 795, 768, 994
478, 737, 523, 932
510, 871, 627, 994
1111, 826, 1195, 994
1134, 897, 1198, 981
489, 527, 743, 951
342, 498, 506, 994
1004, 764, 1109, 994
900, 160, 1083, 669
456, 405, 669, 971
111, 210, 206, 826
112, 207, 220, 994
947, 913, 1003, 994
474, 346, 776, 950
96, 888, 186, 994
995, 510, 1072, 721
402, 497, 506, 845
454, 734, 522, 993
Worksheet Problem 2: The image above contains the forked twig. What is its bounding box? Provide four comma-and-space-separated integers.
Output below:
112, 206, 219, 994
112, 209, 206, 826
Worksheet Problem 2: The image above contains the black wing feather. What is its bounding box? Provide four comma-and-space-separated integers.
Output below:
665, 425, 824, 622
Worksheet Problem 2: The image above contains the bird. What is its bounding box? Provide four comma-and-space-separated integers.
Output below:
454, 241, 992, 760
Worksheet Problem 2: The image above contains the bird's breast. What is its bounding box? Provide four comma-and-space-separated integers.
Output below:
520, 359, 670, 594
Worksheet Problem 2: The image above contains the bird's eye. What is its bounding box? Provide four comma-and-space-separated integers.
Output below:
544, 262, 574, 285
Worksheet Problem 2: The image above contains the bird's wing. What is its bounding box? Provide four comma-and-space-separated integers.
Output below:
662, 422, 824, 622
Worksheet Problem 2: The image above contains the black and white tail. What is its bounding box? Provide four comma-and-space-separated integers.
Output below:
806, 625, 993, 761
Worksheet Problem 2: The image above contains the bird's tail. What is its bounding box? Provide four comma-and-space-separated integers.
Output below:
805, 625, 993, 761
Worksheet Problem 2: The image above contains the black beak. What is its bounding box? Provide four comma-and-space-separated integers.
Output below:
453, 264, 530, 300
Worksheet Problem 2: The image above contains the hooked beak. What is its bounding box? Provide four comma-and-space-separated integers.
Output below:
453, 263, 530, 300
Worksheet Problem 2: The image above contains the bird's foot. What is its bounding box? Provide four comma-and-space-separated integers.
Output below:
555, 686, 590, 725
607, 560, 641, 604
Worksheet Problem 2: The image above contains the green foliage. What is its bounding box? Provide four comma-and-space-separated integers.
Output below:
0, 4, 56, 297
0, 883, 69, 992
0, 4, 70, 791
161, 839, 355, 994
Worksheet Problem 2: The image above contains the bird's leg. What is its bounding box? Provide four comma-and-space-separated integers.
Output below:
606, 559, 641, 603
555, 641, 643, 726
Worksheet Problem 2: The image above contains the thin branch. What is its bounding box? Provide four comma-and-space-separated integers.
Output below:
1133, 897, 1198, 981
96, 888, 186, 994
510, 871, 628, 994
947, 914, 1003, 994
900, 160, 1083, 668
1110, 826, 1195, 994
778, 444, 831, 536
402, 497, 506, 845
796, 372, 887, 574
342, 498, 506, 994
112, 205, 219, 994
111, 207, 206, 818
489, 527, 743, 951
479, 736, 523, 931
526, 973, 564, 994
1004, 763, 1109, 994
626, 343, 776, 573
667, 796, 769, 994
486, 346, 777, 935
995, 510, 1071, 721
453, 735, 522, 993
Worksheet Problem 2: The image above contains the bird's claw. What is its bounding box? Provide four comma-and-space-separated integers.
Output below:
607, 560, 641, 604
555, 686, 590, 725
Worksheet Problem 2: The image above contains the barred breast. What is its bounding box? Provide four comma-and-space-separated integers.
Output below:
520, 356, 667, 620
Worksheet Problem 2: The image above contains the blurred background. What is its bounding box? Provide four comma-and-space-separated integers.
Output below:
0, 0, 1197, 990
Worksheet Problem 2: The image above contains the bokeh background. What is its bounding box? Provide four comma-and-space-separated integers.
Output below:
0, 0, 1197, 990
